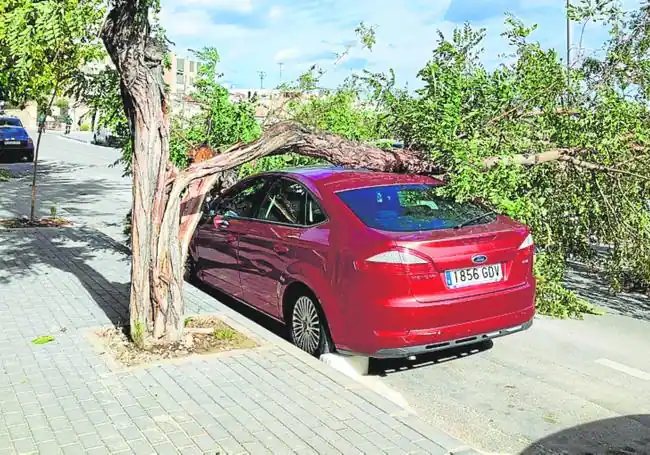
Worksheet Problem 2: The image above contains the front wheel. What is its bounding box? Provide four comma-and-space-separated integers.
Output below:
289, 293, 331, 357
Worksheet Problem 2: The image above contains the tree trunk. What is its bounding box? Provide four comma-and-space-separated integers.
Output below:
30, 90, 59, 221
102, 1, 184, 346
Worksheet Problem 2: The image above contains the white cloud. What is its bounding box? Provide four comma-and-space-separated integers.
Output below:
160, 8, 253, 40
176, 0, 253, 13
274, 48, 300, 62
159, 0, 624, 89
268, 6, 283, 20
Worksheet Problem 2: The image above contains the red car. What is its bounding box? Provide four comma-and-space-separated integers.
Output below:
188, 167, 535, 358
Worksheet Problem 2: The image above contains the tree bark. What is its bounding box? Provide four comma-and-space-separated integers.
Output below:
102, 0, 183, 346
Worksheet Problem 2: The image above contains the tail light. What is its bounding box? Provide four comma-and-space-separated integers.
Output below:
517, 233, 534, 268
518, 233, 533, 250
360, 248, 436, 276
27, 138, 33, 145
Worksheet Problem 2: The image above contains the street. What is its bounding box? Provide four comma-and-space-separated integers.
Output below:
2, 136, 649, 454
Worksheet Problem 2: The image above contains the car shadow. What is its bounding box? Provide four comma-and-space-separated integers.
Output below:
369, 340, 494, 376
521, 414, 650, 454
191, 280, 289, 341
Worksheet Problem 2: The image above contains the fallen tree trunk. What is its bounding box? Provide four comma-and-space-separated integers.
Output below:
170, 121, 446, 270
173, 124, 644, 276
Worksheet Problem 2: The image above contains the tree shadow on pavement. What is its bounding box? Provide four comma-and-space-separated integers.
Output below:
0, 226, 132, 328
564, 262, 650, 321
521, 414, 650, 454
369, 340, 494, 376
0, 159, 129, 223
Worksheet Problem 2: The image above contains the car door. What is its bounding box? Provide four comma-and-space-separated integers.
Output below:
238, 178, 328, 317
194, 176, 271, 298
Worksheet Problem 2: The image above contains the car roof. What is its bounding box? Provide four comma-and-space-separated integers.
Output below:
263, 165, 442, 193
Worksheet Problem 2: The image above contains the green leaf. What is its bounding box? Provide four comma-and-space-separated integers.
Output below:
32, 335, 55, 345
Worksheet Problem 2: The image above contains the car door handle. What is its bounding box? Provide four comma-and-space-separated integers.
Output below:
273, 245, 289, 254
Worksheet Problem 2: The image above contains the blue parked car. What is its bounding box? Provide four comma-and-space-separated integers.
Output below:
0, 116, 34, 163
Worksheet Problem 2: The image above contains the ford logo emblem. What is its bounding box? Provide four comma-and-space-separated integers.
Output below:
472, 254, 487, 264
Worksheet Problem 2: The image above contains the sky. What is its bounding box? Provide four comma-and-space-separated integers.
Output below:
159, 0, 642, 90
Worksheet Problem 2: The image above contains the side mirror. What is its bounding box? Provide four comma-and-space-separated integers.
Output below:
213, 215, 229, 229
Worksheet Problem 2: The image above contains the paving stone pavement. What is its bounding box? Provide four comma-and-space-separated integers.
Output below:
0, 227, 476, 455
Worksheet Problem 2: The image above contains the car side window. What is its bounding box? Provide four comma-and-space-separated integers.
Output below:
259, 179, 307, 225
305, 193, 326, 226
258, 178, 327, 226
214, 177, 269, 219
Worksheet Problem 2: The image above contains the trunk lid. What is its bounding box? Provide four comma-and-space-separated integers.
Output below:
391, 217, 532, 305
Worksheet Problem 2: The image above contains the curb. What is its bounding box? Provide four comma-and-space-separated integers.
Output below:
57, 133, 93, 145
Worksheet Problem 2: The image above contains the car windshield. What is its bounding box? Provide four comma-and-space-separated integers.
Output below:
0, 118, 23, 127
336, 184, 496, 232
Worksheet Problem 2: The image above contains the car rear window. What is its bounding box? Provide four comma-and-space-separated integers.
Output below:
336, 184, 495, 232
0, 117, 23, 127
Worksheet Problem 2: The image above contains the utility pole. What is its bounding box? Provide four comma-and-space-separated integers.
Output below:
258, 70, 267, 89
566, 0, 571, 99
278, 62, 284, 84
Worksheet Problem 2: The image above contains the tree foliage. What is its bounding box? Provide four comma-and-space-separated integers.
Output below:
0, 0, 105, 104
275, 6, 650, 317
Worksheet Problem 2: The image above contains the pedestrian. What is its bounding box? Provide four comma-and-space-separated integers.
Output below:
37, 112, 46, 134
64, 115, 72, 134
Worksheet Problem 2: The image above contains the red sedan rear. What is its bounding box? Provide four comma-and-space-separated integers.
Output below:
188, 166, 535, 358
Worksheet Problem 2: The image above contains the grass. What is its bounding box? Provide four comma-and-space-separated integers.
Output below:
213, 326, 237, 341
0, 169, 11, 182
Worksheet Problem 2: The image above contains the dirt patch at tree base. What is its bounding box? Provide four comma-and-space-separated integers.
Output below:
0, 217, 72, 228
91, 315, 258, 369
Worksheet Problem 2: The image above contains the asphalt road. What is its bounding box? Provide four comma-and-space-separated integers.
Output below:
2, 135, 649, 454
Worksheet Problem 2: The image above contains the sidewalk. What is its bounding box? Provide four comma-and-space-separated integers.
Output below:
0, 226, 477, 455
56, 131, 94, 144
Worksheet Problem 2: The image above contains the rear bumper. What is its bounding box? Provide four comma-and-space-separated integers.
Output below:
0, 145, 34, 162
336, 281, 536, 358
371, 317, 533, 359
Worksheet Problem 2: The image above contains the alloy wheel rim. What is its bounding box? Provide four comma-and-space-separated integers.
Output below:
292, 296, 321, 354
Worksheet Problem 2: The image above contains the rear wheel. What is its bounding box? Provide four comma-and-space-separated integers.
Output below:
184, 256, 198, 283
289, 293, 331, 357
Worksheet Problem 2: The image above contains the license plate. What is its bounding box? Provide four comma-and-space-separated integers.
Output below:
445, 264, 503, 289
4, 141, 20, 145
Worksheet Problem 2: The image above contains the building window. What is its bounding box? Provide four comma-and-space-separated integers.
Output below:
189, 61, 195, 73
177, 58, 185, 72
176, 73, 185, 85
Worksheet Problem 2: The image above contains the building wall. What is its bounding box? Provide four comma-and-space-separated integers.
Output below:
5, 101, 38, 129
165, 54, 200, 96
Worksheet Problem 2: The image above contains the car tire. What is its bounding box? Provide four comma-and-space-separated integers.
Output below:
288, 291, 332, 357
184, 255, 198, 283
25, 153, 34, 163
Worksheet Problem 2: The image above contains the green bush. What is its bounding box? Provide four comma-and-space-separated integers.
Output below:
79, 123, 90, 132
